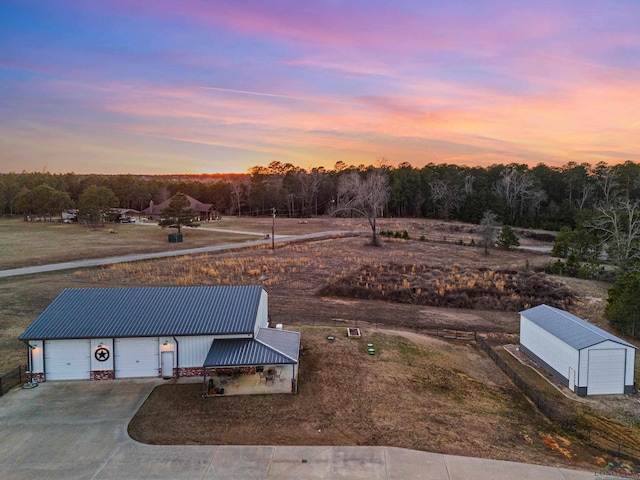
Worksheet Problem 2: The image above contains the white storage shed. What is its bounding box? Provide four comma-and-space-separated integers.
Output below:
520, 304, 636, 396
19, 285, 300, 394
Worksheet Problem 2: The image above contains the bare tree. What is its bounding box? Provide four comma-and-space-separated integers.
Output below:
429, 179, 464, 220
334, 170, 389, 246
494, 167, 539, 224
230, 180, 247, 216
591, 199, 640, 271
594, 162, 619, 204
576, 182, 594, 210
464, 174, 476, 195
478, 210, 498, 254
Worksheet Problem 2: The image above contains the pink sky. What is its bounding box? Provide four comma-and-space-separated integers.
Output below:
1, 1, 639, 174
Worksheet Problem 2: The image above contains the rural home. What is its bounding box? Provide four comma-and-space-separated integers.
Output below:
143, 194, 218, 221
19, 285, 299, 395
520, 304, 636, 396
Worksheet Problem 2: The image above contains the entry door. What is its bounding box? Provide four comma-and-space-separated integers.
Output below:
161, 351, 174, 379
568, 367, 576, 392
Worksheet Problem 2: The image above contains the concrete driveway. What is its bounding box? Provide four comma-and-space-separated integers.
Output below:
0, 380, 595, 479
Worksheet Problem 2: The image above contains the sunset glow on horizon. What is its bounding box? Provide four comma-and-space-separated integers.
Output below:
1, 1, 639, 174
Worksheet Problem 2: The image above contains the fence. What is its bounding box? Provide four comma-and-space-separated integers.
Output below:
270, 313, 477, 341
476, 336, 640, 464
0, 365, 27, 396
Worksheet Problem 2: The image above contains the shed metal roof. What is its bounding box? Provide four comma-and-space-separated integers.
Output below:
19, 285, 264, 340
521, 304, 636, 350
256, 328, 300, 362
204, 328, 299, 367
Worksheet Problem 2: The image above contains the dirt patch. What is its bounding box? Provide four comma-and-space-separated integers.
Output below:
129, 328, 595, 469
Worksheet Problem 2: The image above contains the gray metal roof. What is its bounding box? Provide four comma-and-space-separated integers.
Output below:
203, 330, 299, 367
19, 285, 264, 340
257, 327, 300, 362
521, 304, 637, 350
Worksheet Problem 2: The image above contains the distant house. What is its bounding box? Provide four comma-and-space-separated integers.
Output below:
19, 285, 300, 395
520, 304, 636, 396
143, 194, 218, 221
61, 209, 78, 222
110, 208, 140, 222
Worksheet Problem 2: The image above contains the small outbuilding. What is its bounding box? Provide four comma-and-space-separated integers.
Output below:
520, 304, 636, 396
19, 285, 299, 395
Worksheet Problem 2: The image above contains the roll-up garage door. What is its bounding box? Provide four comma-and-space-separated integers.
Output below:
114, 338, 159, 378
587, 349, 625, 395
45, 339, 91, 380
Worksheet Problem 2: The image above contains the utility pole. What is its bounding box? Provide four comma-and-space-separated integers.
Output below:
271, 207, 276, 250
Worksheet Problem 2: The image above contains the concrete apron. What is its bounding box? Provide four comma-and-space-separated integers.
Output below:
0, 380, 595, 480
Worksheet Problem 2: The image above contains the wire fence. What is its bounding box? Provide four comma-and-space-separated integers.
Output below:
270, 313, 477, 341
0, 365, 27, 396
476, 336, 640, 464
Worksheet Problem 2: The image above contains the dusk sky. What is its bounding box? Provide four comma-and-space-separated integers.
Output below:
1, 1, 639, 174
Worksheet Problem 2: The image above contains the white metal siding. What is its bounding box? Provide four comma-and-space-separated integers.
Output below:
587, 349, 625, 395
255, 289, 269, 335
174, 336, 215, 367
626, 348, 636, 386
44, 339, 90, 380
579, 340, 634, 389
115, 338, 159, 378
520, 316, 579, 382
90, 338, 113, 372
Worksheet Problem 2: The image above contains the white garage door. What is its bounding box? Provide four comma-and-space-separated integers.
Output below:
115, 338, 159, 378
45, 340, 90, 380
587, 349, 626, 395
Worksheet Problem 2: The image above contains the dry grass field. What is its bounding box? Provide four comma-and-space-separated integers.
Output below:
1, 215, 638, 470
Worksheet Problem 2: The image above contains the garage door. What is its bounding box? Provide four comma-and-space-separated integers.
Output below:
115, 338, 159, 378
45, 340, 90, 380
587, 349, 626, 395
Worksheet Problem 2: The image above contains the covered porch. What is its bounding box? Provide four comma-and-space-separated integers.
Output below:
204, 364, 295, 396
202, 328, 300, 396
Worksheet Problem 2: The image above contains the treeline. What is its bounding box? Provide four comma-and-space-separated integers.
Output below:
1, 160, 639, 230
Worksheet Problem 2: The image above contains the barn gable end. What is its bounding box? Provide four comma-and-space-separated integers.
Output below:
520, 304, 636, 396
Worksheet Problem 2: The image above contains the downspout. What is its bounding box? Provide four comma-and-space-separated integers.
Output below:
172, 336, 180, 378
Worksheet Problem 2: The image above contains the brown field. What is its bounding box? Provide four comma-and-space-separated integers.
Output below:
1, 216, 639, 470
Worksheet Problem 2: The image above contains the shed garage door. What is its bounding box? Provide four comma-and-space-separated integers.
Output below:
587, 349, 626, 395
115, 338, 159, 378
45, 339, 90, 380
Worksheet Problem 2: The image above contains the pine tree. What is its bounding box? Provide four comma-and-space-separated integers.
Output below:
158, 193, 199, 233
496, 225, 520, 249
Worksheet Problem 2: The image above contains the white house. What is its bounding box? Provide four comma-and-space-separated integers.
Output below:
19, 285, 300, 395
520, 304, 636, 396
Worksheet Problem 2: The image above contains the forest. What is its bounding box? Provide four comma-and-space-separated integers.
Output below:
2, 160, 639, 231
